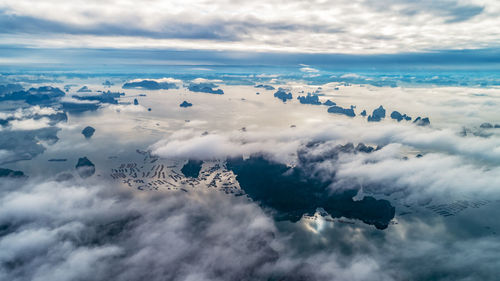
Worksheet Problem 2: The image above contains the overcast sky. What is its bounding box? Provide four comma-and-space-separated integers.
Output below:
0, 0, 499, 54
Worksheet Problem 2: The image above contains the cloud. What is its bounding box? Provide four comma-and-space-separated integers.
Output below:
0, 176, 281, 281
0, 105, 65, 164
340, 73, 362, 79
1, 171, 498, 280
331, 149, 500, 200
187, 79, 225, 94
122, 78, 182, 90
385, 0, 485, 23
150, 129, 302, 162
6, 117, 51, 131
127, 77, 182, 84
191, 78, 223, 84
105, 104, 146, 113
300, 67, 319, 73
150, 115, 500, 204
0, 105, 60, 120
0, 0, 498, 53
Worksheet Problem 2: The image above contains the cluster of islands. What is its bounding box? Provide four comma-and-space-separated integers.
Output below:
271, 87, 431, 126
1, 79, 497, 229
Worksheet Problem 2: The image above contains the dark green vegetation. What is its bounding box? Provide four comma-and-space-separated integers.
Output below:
181, 159, 203, 178
227, 152, 395, 229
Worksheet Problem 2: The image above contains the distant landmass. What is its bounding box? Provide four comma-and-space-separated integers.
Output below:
327, 105, 356, 117
0, 86, 65, 105
255, 84, 275, 90
77, 86, 92, 92
73, 90, 124, 104
123, 79, 179, 90
102, 80, 114, 87
0, 83, 23, 95
188, 82, 224, 95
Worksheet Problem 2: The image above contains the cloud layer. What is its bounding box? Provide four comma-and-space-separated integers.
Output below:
0, 0, 499, 53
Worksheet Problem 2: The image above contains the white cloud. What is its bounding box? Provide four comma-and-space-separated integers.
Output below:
300, 67, 319, 73
0, 0, 499, 53
127, 77, 182, 84
7, 117, 51, 131
150, 129, 301, 162
150, 114, 500, 203
105, 104, 146, 113
191, 78, 223, 84
1, 174, 497, 280
340, 73, 362, 79
0, 106, 61, 120
0, 177, 282, 281
60, 96, 99, 104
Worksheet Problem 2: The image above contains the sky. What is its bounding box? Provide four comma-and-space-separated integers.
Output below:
0, 0, 499, 55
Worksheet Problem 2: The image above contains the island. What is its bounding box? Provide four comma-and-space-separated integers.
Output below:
273, 88, 293, 102
0, 83, 23, 95
77, 86, 92, 92
367, 105, 386, 122
82, 126, 96, 139
123, 79, 179, 90
48, 159, 68, 162
226, 155, 395, 229
323, 100, 336, 106
327, 105, 356, 117
102, 80, 114, 87
390, 111, 412, 121
73, 90, 124, 104
254, 84, 275, 90
76, 157, 96, 178
188, 82, 224, 95
180, 101, 193, 108
0, 86, 65, 105
413, 117, 431, 126
297, 93, 321, 105
0, 168, 25, 178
